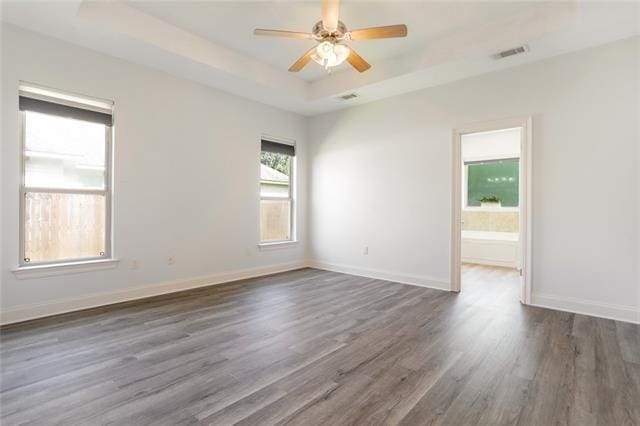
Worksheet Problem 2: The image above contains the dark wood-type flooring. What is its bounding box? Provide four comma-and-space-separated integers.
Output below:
1, 266, 639, 425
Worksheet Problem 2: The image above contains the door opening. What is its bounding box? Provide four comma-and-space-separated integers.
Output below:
451, 118, 532, 304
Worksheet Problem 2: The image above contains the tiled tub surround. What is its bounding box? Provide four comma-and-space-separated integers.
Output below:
462, 210, 519, 233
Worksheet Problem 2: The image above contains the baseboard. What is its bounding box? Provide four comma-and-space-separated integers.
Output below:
0, 261, 307, 325
308, 260, 451, 291
6, 260, 634, 326
531, 293, 639, 324
309, 261, 638, 323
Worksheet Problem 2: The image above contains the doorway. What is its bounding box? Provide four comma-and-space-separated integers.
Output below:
451, 118, 532, 304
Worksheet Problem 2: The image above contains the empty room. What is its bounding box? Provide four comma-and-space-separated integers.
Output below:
1, 0, 639, 425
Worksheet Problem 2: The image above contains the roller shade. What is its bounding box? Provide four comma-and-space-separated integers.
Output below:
261, 139, 295, 156
19, 96, 113, 126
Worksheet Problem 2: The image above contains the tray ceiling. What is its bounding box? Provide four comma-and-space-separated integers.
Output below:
2, 1, 638, 115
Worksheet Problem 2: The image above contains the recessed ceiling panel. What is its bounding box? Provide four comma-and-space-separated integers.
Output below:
128, 1, 532, 81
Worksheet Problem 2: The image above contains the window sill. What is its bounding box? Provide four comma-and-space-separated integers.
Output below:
258, 240, 298, 251
11, 259, 119, 279
463, 207, 519, 213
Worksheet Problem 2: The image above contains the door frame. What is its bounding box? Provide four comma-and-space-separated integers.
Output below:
450, 116, 532, 304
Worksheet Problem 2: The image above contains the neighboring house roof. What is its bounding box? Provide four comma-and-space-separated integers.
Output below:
260, 164, 289, 183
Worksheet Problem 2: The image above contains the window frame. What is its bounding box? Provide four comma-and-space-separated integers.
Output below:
18, 90, 114, 268
259, 139, 296, 245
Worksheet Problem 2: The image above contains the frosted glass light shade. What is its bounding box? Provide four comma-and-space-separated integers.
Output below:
312, 42, 350, 68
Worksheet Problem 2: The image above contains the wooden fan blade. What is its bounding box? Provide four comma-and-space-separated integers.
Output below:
349, 24, 408, 41
346, 47, 371, 73
254, 29, 312, 39
289, 46, 317, 72
321, 0, 340, 32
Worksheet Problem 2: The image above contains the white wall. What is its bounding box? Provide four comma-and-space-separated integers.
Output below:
2, 25, 638, 324
309, 37, 639, 322
1, 25, 308, 322
462, 128, 520, 162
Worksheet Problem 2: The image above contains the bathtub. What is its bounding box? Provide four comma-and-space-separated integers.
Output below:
461, 231, 519, 269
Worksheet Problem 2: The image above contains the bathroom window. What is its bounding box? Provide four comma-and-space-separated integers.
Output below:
19, 85, 114, 266
466, 158, 519, 208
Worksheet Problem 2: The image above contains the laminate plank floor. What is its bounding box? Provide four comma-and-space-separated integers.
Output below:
1, 267, 638, 425
460, 263, 520, 312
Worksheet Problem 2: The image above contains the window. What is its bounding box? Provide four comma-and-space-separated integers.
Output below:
19, 86, 113, 266
465, 158, 519, 207
260, 139, 295, 243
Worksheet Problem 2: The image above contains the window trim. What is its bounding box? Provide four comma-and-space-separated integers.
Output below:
11, 258, 120, 280
258, 240, 299, 250
259, 138, 296, 245
17, 95, 114, 269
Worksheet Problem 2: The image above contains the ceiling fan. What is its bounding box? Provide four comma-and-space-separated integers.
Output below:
253, 0, 407, 73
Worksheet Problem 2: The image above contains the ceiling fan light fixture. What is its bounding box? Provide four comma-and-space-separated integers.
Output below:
311, 41, 349, 69
255, 0, 407, 73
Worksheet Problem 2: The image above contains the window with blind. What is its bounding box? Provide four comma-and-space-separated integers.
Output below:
260, 139, 295, 243
19, 85, 114, 265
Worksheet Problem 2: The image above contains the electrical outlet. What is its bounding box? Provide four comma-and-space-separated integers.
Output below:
363, 246, 369, 255
167, 256, 175, 265
130, 259, 140, 269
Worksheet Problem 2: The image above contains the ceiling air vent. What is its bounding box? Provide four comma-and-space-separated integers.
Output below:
337, 93, 358, 101
493, 45, 529, 60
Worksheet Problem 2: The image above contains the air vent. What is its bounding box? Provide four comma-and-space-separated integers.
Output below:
493, 45, 529, 60
337, 93, 358, 101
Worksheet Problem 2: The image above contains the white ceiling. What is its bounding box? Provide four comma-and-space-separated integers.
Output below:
2, 1, 639, 116
128, 1, 531, 82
